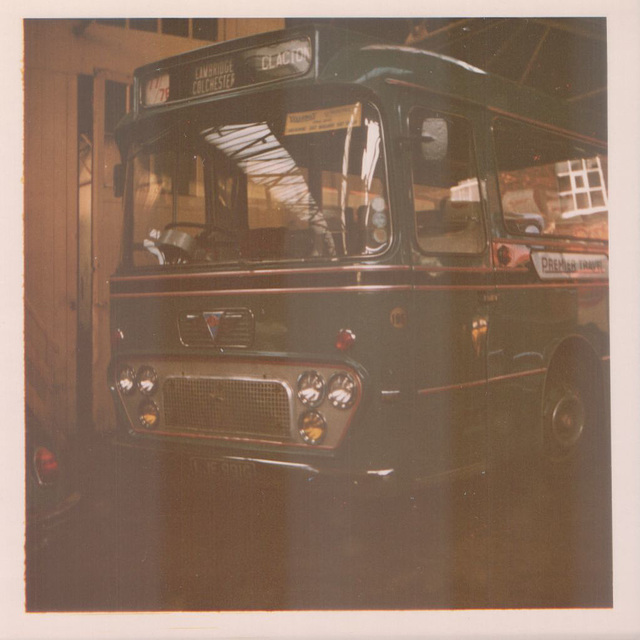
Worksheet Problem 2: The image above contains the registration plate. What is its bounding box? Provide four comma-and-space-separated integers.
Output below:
188, 457, 257, 481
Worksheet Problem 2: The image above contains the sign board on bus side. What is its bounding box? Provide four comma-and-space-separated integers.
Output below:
531, 251, 609, 280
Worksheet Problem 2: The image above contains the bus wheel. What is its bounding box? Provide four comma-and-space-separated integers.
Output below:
542, 357, 599, 467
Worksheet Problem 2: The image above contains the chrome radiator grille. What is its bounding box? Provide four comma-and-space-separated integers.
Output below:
163, 377, 291, 440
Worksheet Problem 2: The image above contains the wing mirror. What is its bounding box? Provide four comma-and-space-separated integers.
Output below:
420, 118, 448, 162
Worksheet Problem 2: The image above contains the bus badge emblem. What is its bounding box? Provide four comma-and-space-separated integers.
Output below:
203, 312, 225, 341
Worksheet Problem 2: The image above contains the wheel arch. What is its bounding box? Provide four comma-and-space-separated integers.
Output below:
543, 333, 604, 395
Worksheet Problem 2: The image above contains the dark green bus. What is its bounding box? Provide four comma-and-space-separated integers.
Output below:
110, 25, 609, 496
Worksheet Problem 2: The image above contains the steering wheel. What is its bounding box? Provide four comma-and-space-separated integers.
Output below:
155, 222, 237, 264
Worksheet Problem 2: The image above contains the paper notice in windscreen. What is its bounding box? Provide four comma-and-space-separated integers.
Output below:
285, 103, 362, 136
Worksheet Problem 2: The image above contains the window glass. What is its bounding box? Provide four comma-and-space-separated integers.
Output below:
410, 108, 485, 254
96, 19, 126, 28
129, 19, 158, 33
131, 147, 206, 266
176, 152, 206, 224
192, 18, 218, 42
126, 97, 390, 267
493, 118, 608, 240
162, 19, 189, 38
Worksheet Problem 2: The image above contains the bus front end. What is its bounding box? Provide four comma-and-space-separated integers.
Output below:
108, 27, 412, 496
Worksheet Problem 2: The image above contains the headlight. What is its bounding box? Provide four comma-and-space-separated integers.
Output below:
138, 400, 160, 429
137, 366, 158, 395
298, 411, 327, 445
116, 366, 136, 395
297, 371, 325, 408
327, 373, 357, 409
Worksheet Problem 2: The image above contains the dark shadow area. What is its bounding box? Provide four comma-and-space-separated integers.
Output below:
26, 435, 612, 611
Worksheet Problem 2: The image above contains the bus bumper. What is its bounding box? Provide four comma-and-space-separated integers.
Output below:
109, 431, 402, 502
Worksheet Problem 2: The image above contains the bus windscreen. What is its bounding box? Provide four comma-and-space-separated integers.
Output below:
128, 98, 391, 267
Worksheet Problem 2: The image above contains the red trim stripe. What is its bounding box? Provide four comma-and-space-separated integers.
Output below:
413, 266, 492, 273
111, 284, 414, 299
414, 285, 491, 292
496, 282, 608, 290
112, 281, 608, 299
493, 237, 608, 253
111, 264, 411, 284
418, 378, 486, 396
414, 282, 608, 292
418, 367, 547, 396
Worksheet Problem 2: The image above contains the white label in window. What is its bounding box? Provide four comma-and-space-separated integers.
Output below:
284, 103, 362, 136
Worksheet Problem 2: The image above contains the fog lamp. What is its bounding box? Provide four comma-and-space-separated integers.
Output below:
297, 371, 325, 407
139, 400, 160, 429
137, 366, 158, 395
116, 366, 136, 395
327, 373, 357, 409
298, 411, 327, 445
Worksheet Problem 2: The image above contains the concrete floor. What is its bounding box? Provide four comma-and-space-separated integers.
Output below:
26, 446, 612, 612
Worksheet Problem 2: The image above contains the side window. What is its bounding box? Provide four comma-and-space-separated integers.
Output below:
493, 118, 608, 241
410, 108, 485, 254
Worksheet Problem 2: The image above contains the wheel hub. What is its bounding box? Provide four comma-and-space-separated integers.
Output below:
551, 392, 585, 449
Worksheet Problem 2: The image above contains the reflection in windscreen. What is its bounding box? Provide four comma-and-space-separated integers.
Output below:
202, 122, 336, 257
128, 100, 390, 267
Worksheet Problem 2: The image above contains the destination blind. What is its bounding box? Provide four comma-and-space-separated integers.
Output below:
141, 37, 313, 106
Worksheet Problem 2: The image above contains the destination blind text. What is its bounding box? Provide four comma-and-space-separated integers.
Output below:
192, 59, 235, 96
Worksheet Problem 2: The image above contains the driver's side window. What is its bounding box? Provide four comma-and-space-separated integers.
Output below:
410, 107, 485, 254
131, 146, 207, 266
132, 148, 175, 242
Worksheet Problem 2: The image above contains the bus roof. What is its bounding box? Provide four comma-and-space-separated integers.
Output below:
126, 24, 605, 144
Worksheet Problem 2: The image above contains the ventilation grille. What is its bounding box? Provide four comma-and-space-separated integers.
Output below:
163, 377, 291, 440
178, 309, 254, 348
